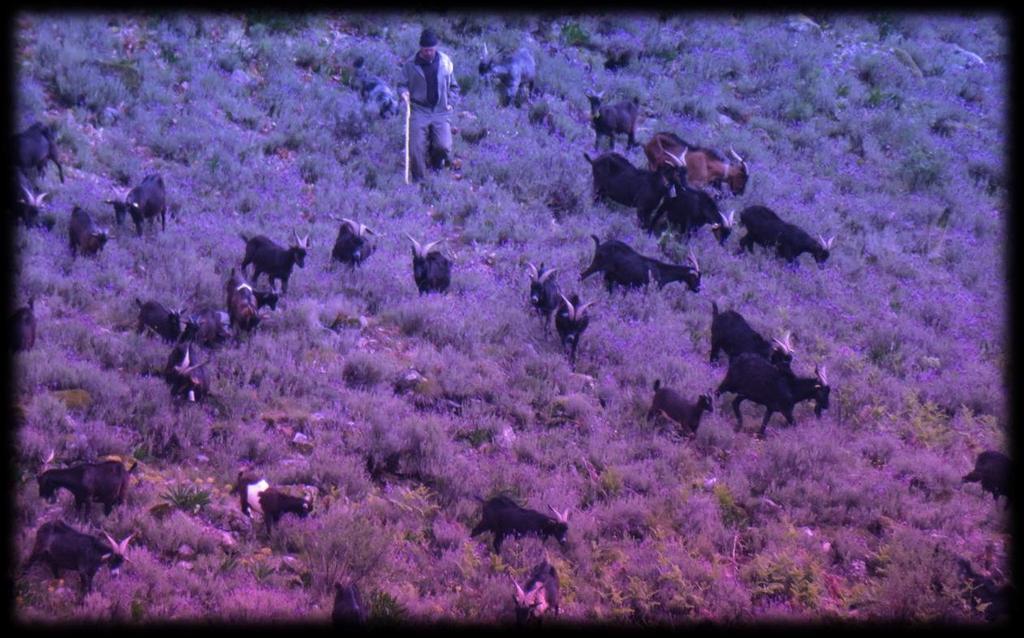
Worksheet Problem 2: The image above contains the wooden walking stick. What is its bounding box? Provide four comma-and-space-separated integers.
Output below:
403, 92, 412, 185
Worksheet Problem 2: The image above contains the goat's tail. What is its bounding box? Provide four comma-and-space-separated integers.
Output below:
711, 301, 718, 317
653, 379, 661, 392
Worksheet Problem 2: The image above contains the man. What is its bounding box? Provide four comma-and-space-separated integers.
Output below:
398, 28, 461, 183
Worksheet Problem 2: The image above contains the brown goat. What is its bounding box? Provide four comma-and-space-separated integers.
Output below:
646, 380, 713, 436
225, 268, 260, 337
645, 132, 749, 196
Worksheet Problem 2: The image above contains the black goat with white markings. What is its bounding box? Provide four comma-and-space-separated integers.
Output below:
554, 293, 596, 369
24, 521, 134, 598
231, 472, 313, 534
105, 174, 167, 237
332, 218, 377, 267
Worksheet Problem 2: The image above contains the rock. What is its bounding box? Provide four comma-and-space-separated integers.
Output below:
177, 544, 196, 560
280, 555, 305, 574
890, 47, 924, 79
786, 14, 822, 34
718, 112, 736, 126
176, 560, 193, 571
395, 368, 426, 394
921, 356, 941, 369
821, 541, 832, 553
196, 454, 210, 464
292, 432, 314, 453
219, 532, 237, 552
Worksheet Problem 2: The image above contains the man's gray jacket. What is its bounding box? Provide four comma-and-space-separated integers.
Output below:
399, 51, 460, 113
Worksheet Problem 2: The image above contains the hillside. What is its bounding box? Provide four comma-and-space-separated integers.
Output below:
11, 12, 1009, 624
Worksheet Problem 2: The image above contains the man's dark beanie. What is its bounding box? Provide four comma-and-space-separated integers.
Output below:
420, 28, 439, 47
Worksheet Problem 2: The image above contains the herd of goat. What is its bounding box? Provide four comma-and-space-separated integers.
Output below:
10, 39, 1011, 625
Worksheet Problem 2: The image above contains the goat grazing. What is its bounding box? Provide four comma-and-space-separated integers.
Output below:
332, 582, 368, 627
11, 296, 36, 353
962, 451, 1011, 509
164, 342, 209, 403
231, 472, 313, 534
645, 132, 750, 196
135, 299, 184, 343
14, 122, 64, 187
105, 174, 167, 237
646, 380, 713, 436
13, 179, 54, 230
709, 302, 794, 368
68, 206, 109, 257
406, 234, 451, 294
24, 521, 134, 598
352, 56, 400, 119
240, 231, 309, 294
583, 150, 686, 228
554, 293, 595, 369
479, 43, 537, 107
716, 354, 831, 438
332, 218, 377, 267
580, 235, 701, 293
738, 205, 835, 266
649, 187, 735, 245
586, 91, 640, 150
37, 453, 138, 516
470, 495, 569, 553
225, 268, 261, 336
527, 262, 561, 332
512, 560, 560, 626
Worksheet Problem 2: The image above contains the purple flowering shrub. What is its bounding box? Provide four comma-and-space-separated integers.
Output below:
12, 11, 1007, 624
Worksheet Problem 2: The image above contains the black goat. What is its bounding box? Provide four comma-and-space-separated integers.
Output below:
586, 91, 640, 150
253, 290, 280, 311
962, 451, 1011, 509
709, 302, 794, 369
225, 269, 261, 337
135, 299, 184, 342
527, 262, 561, 332
583, 151, 686, 228
231, 472, 313, 534
716, 354, 831, 438
14, 122, 64, 187
580, 235, 701, 293
68, 206, 109, 258
554, 293, 596, 369
11, 296, 36, 353
650, 186, 735, 245
332, 582, 368, 627
470, 496, 569, 553
105, 174, 167, 237
512, 560, 561, 626
240, 231, 309, 294
37, 454, 138, 516
479, 43, 537, 107
164, 342, 209, 403
407, 234, 451, 294
646, 380, 713, 436
13, 177, 54, 230
738, 205, 834, 266
24, 521, 134, 598
352, 56, 400, 119
332, 218, 377, 267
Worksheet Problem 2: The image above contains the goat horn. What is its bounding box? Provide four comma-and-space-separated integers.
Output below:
527, 262, 539, 280
724, 209, 736, 228
118, 533, 137, 554
301, 234, 310, 246
510, 574, 525, 599
538, 268, 558, 283
773, 331, 794, 354
422, 239, 444, 255
341, 218, 360, 233
576, 301, 597, 316
688, 249, 700, 274
817, 365, 829, 386
729, 147, 744, 163
405, 233, 423, 257
361, 224, 377, 237
665, 149, 684, 167
826, 235, 836, 249
103, 532, 119, 550
558, 294, 575, 318
43, 449, 55, 467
